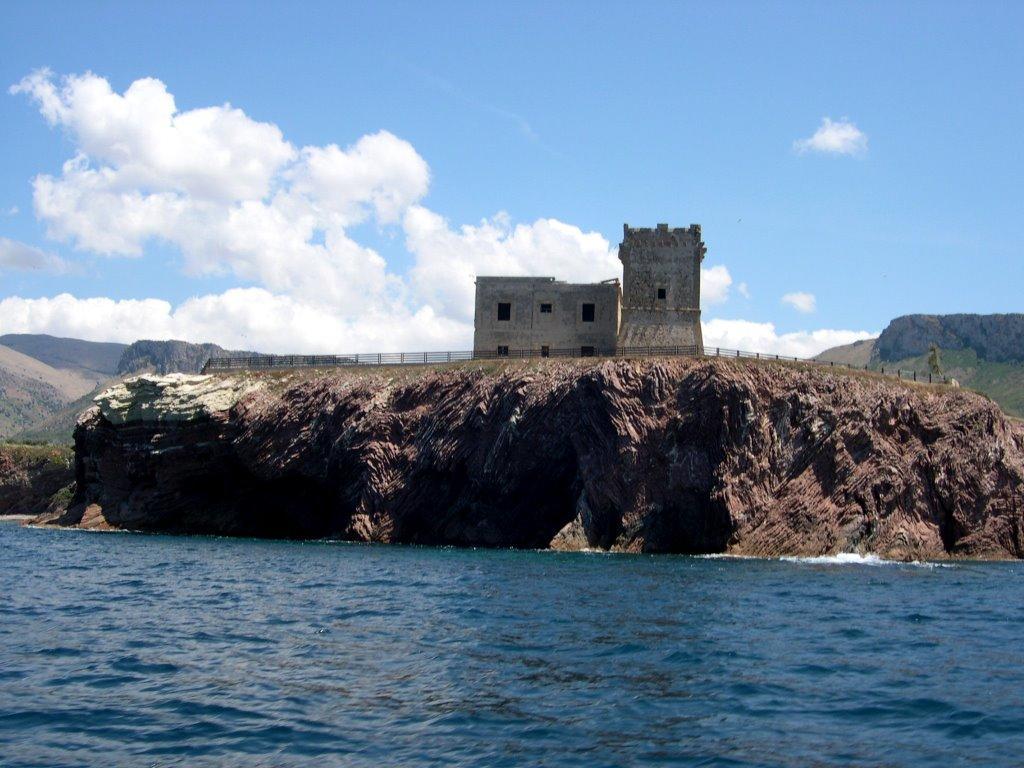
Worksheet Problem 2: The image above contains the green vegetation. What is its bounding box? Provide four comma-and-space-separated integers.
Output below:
0, 441, 73, 468
877, 348, 1024, 417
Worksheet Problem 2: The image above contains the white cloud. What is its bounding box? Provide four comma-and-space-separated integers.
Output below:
0, 237, 69, 273
0, 291, 469, 354
11, 70, 295, 201
794, 117, 867, 156
702, 318, 874, 359
701, 265, 732, 305
782, 291, 816, 313
4, 206, 18, 216
737, 282, 750, 299
404, 206, 620, 322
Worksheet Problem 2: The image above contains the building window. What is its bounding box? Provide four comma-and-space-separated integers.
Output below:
580, 346, 595, 357
539, 303, 552, 314
657, 288, 666, 300
581, 303, 595, 322
497, 346, 509, 357
541, 345, 550, 357
497, 302, 511, 321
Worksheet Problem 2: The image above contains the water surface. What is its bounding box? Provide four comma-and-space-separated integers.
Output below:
1, 522, 1022, 767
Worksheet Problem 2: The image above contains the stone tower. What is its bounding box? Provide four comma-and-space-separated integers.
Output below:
617, 223, 705, 350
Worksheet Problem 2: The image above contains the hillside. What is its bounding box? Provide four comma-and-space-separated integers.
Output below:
816, 313, 1024, 417
0, 344, 105, 439
0, 334, 125, 380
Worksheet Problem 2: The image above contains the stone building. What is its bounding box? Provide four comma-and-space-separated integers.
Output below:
617, 223, 705, 350
473, 223, 704, 357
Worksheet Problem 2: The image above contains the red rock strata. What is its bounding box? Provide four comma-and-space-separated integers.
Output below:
50, 358, 1024, 560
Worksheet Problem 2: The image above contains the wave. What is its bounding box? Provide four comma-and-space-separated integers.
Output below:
700, 552, 952, 568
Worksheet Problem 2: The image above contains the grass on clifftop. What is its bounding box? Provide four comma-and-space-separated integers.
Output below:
210, 354, 958, 400
0, 441, 73, 467
874, 348, 1024, 417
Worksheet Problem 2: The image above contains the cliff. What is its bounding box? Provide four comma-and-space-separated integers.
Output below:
0, 443, 74, 517
116, 339, 256, 376
876, 313, 1024, 364
42, 358, 1024, 560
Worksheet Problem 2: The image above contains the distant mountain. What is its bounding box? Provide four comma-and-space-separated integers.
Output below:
816, 313, 1024, 417
875, 314, 1024, 364
116, 339, 255, 375
0, 334, 126, 379
0, 343, 107, 439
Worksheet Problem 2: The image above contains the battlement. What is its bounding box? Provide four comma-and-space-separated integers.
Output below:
623, 222, 702, 239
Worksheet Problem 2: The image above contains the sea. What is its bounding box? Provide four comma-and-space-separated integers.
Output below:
1, 520, 1022, 768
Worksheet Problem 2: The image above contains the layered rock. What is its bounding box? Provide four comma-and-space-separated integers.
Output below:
45, 359, 1024, 560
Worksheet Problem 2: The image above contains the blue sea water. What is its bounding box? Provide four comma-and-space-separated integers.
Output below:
1, 522, 1023, 767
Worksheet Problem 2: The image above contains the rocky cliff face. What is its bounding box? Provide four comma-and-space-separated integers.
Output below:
116, 339, 256, 376
0, 444, 73, 517
46, 358, 1024, 560
877, 314, 1024, 363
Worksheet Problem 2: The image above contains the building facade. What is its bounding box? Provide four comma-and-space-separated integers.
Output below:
472, 276, 620, 356
472, 223, 704, 357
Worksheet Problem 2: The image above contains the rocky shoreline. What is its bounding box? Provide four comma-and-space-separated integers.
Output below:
30, 358, 1024, 560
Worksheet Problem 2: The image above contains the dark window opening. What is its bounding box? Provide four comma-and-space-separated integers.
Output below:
541, 345, 550, 357
580, 346, 595, 357
539, 303, 552, 314
497, 346, 509, 357
581, 303, 595, 322
497, 302, 511, 321
657, 288, 667, 300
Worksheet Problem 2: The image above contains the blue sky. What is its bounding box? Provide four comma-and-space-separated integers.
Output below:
1, 1, 1022, 354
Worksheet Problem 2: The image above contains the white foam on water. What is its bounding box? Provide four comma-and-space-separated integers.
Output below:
700, 551, 952, 568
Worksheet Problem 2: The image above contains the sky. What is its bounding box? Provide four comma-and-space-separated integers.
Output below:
1, 1, 1022, 356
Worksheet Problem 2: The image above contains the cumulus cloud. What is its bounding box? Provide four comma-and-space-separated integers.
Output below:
782, 291, 816, 313
700, 265, 732, 305
404, 207, 620, 322
702, 319, 873, 359
0, 237, 69, 273
794, 117, 867, 156
0, 291, 469, 354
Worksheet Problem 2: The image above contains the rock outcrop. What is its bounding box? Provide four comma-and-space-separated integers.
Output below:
45, 359, 1024, 560
116, 339, 258, 376
877, 314, 1024, 364
0, 444, 74, 517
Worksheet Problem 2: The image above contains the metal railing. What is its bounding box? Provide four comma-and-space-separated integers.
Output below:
201, 345, 949, 384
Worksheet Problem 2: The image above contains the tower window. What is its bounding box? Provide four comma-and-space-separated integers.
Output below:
497, 346, 509, 357
497, 302, 511, 321
581, 303, 595, 322
580, 346, 595, 357
539, 303, 552, 313
657, 288, 667, 300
